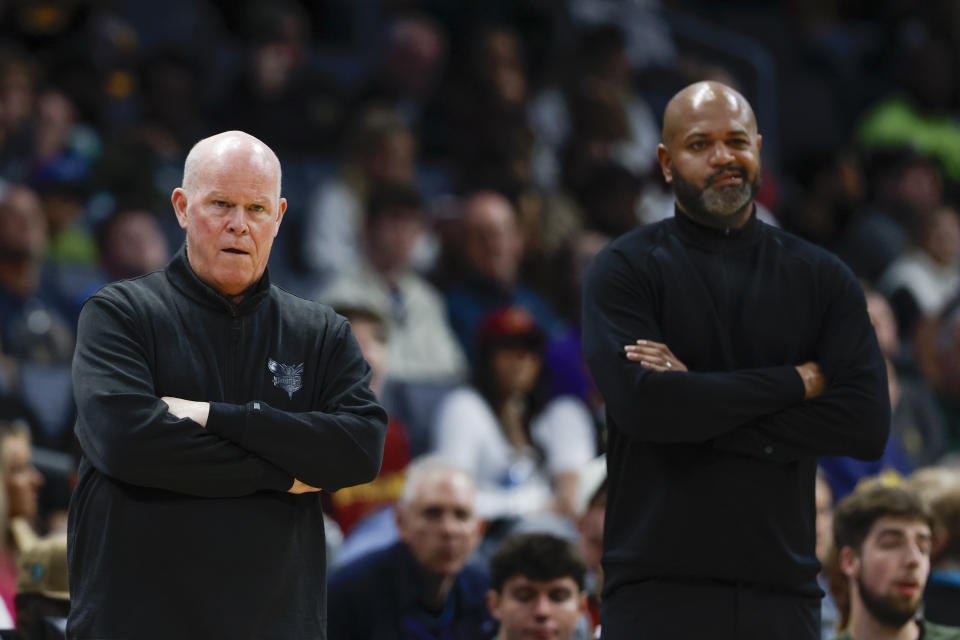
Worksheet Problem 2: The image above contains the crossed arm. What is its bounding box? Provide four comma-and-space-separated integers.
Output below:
581, 247, 889, 461
74, 295, 386, 497
160, 397, 320, 494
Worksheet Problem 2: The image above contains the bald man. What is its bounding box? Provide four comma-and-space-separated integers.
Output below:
582, 82, 889, 638
68, 131, 387, 638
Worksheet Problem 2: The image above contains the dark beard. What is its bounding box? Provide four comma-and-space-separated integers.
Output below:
856, 574, 919, 629
672, 164, 760, 228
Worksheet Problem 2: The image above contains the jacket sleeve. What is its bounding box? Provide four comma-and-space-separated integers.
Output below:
73, 295, 294, 497
711, 261, 890, 462
582, 246, 805, 444
205, 318, 387, 491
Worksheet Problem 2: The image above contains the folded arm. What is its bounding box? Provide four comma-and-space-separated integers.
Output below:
73, 296, 294, 497
202, 319, 388, 492
581, 248, 805, 444
710, 262, 890, 463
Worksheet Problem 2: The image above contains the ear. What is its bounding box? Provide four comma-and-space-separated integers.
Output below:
274, 198, 287, 238
839, 545, 860, 579
486, 589, 502, 621
932, 522, 950, 560
657, 143, 673, 184
172, 188, 189, 230
756, 134, 763, 154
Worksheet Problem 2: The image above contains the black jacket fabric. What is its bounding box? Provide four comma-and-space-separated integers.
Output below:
582, 209, 889, 601
67, 247, 387, 639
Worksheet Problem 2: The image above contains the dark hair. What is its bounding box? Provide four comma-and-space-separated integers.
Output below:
490, 533, 587, 592
833, 484, 934, 554
366, 184, 423, 224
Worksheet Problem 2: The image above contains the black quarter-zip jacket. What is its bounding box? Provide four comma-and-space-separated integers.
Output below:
582, 207, 889, 601
67, 247, 387, 639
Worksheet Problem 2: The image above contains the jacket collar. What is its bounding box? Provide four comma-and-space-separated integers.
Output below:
165, 245, 271, 316
671, 203, 763, 252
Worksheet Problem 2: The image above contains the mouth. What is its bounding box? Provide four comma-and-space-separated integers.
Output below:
222, 248, 249, 255
709, 169, 745, 187
894, 580, 920, 597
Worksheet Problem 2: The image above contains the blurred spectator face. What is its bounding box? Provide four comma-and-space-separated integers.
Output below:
386, 17, 446, 98
0, 186, 47, 261
0, 57, 34, 131
921, 207, 960, 267
865, 291, 900, 359
33, 89, 75, 161
488, 574, 586, 640
347, 314, 387, 396
396, 470, 483, 579
880, 158, 941, 217
367, 205, 423, 275
461, 192, 523, 286
491, 347, 541, 397
2, 431, 43, 521
578, 490, 605, 573
841, 516, 931, 627
364, 128, 416, 186
102, 210, 170, 280
815, 474, 834, 564
478, 28, 526, 109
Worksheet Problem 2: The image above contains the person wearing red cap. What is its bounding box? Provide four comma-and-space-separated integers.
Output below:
433, 306, 595, 523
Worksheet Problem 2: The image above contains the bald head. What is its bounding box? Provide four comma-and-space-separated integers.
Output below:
182, 131, 282, 196
662, 81, 757, 147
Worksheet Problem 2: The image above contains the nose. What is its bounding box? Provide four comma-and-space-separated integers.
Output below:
708, 142, 735, 166
227, 208, 249, 235
533, 594, 551, 618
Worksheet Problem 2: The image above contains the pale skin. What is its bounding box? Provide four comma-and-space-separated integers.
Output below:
161, 131, 318, 495
625, 82, 825, 400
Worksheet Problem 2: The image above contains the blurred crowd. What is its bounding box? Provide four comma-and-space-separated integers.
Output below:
1, 0, 960, 637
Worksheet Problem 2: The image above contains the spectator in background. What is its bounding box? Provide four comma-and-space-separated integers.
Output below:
10, 517, 69, 640
906, 466, 960, 627
95, 207, 170, 283
433, 307, 595, 522
0, 420, 43, 627
0, 49, 38, 183
327, 456, 493, 640
443, 191, 564, 363
324, 302, 413, 537
351, 13, 448, 142
529, 23, 659, 191
487, 532, 591, 640
573, 456, 606, 631
302, 110, 417, 283
879, 206, 960, 341
0, 185, 74, 365
319, 185, 466, 384
831, 484, 960, 639
217, 0, 344, 157
816, 470, 841, 640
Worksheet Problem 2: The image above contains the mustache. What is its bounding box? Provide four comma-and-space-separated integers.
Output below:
706, 166, 747, 186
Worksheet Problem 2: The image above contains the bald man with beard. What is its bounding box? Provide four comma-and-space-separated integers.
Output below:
67, 131, 387, 639
581, 82, 890, 638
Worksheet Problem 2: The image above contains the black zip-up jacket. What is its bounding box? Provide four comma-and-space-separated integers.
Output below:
582, 208, 889, 601
67, 248, 387, 639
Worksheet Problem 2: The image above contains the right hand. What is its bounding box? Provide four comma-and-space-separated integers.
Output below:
795, 361, 825, 399
288, 479, 322, 494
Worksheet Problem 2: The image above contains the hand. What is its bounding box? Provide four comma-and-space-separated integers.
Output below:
624, 339, 688, 372
288, 479, 322, 494
161, 396, 210, 428
795, 362, 825, 399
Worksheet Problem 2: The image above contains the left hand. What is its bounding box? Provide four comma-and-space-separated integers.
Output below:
624, 339, 688, 372
162, 396, 210, 428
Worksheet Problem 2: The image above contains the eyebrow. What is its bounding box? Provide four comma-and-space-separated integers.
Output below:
682, 129, 751, 142
206, 191, 271, 204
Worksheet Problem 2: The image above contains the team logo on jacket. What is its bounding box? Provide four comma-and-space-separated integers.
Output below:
267, 359, 303, 399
